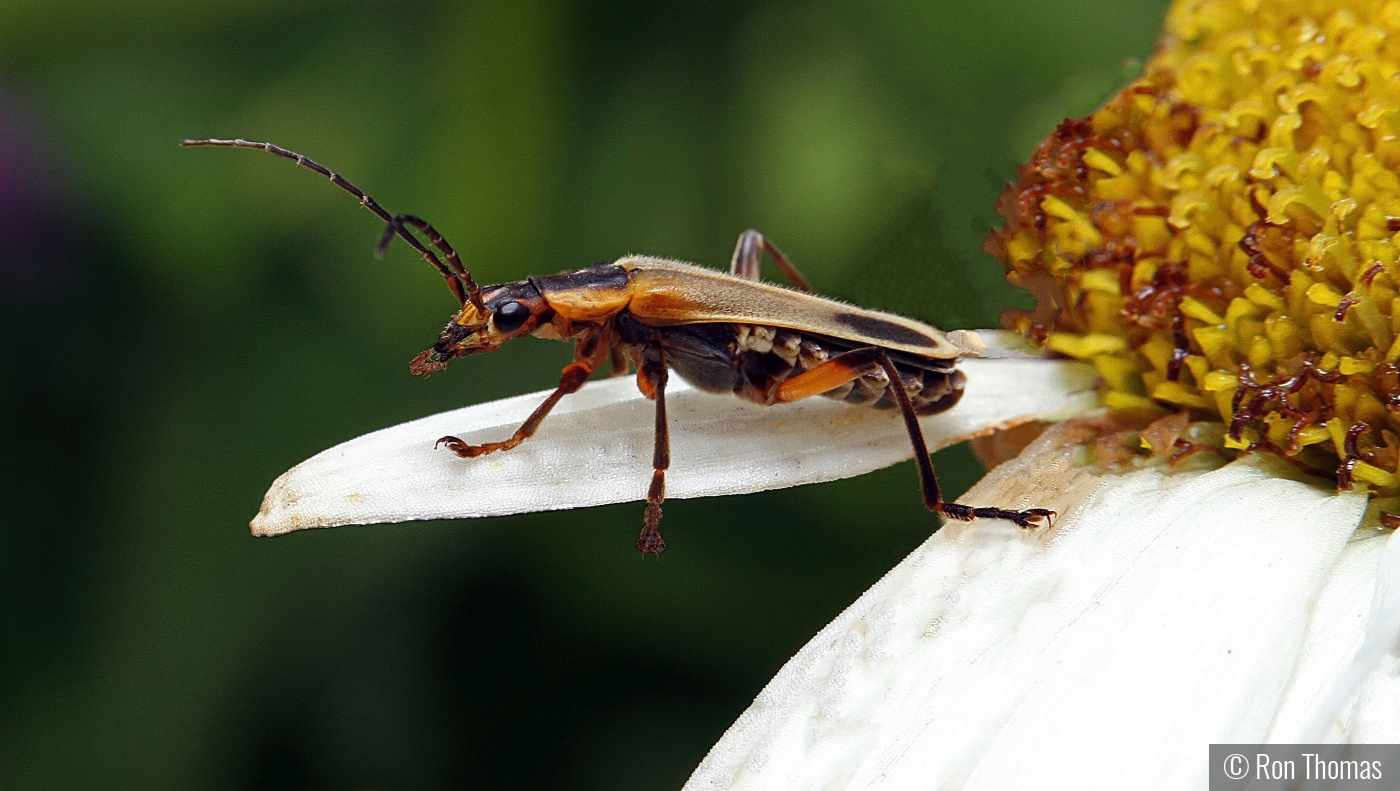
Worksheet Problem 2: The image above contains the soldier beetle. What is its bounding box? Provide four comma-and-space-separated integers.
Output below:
183, 138, 1054, 555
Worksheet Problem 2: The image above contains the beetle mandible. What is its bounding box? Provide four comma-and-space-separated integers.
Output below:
183, 138, 1054, 555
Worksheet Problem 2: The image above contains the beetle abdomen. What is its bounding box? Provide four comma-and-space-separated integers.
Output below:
630, 318, 965, 416
782, 330, 965, 416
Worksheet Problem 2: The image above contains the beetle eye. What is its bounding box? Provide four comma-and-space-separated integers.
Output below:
493, 301, 529, 333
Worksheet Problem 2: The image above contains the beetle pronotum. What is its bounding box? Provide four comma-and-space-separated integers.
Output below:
183, 138, 1054, 555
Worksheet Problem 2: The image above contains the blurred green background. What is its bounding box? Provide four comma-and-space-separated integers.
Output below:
0, 0, 1165, 787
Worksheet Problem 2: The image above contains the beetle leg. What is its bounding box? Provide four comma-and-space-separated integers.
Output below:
436, 362, 593, 458
606, 345, 630, 378
872, 352, 1055, 529
774, 346, 887, 403
438, 331, 609, 458
636, 346, 670, 556
730, 229, 815, 293
777, 348, 1054, 529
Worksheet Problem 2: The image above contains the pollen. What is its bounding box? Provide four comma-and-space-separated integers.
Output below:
984, 0, 1400, 493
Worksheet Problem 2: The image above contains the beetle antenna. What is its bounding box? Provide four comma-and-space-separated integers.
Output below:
376, 213, 484, 312
180, 138, 486, 313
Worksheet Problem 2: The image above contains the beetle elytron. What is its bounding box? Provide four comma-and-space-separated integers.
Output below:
183, 138, 1053, 555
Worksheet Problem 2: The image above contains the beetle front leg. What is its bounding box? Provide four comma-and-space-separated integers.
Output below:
636, 346, 670, 556
438, 331, 609, 458
436, 361, 594, 458
730, 229, 814, 293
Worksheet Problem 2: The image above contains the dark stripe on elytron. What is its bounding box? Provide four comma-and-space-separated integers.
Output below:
530, 264, 630, 294
831, 312, 938, 348
811, 332, 955, 371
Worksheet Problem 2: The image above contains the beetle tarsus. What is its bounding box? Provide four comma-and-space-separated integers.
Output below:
873, 350, 1055, 531
435, 434, 524, 458
436, 358, 598, 459
436, 435, 491, 458
637, 507, 667, 556
938, 502, 1055, 529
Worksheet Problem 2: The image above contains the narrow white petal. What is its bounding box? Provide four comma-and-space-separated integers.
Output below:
1267, 517, 1394, 741
684, 424, 1368, 791
1341, 525, 1400, 740
1344, 655, 1400, 741
251, 354, 1096, 536
1271, 513, 1400, 743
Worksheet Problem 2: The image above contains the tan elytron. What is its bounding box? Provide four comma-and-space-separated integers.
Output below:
619, 257, 962, 359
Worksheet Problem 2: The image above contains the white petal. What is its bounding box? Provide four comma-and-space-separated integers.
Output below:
250, 353, 1097, 536
683, 423, 1369, 791
1340, 524, 1400, 740
1270, 507, 1400, 742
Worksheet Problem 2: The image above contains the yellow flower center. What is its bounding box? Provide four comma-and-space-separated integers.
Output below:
986, 0, 1400, 493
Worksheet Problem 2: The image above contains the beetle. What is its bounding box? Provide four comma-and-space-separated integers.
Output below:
183, 138, 1054, 555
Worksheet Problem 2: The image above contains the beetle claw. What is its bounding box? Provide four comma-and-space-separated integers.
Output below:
1015, 508, 1056, 529
436, 435, 483, 458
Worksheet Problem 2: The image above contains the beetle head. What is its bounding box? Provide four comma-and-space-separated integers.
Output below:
410, 280, 552, 376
